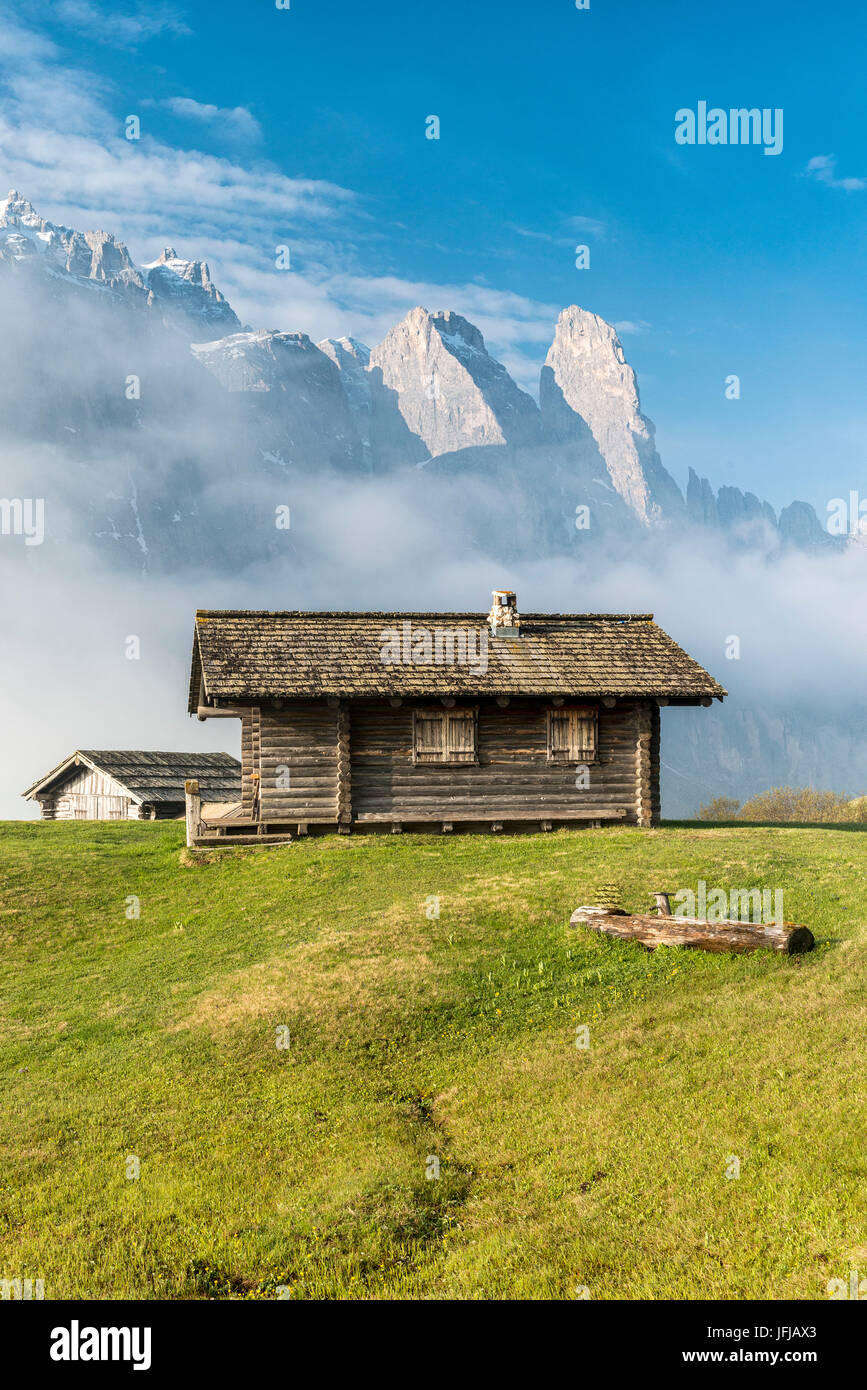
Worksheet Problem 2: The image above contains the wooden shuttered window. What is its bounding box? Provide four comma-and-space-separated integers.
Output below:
547, 705, 598, 763
413, 708, 477, 764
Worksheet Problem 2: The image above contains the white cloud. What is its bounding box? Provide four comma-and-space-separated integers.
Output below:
507, 215, 607, 247
804, 155, 865, 192
0, 11, 560, 385
567, 214, 607, 238
0, 120, 356, 237
164, 97, 262, 141
508, 224, 571, 246
0, 14, 57, 62
615, 319, 651, 336
55, 0, 191, 46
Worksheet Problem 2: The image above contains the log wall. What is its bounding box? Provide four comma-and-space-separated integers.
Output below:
351, 698, 644, 823
649, 701, 661, 826
258, 703, 339, 821
240, 707, 261, 815
248, 697, 655, 825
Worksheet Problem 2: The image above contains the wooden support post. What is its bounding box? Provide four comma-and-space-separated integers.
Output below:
184, 779, 200, 849
297, 822, 308, 836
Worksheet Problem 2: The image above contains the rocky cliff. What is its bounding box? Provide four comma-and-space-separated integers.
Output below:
367, 307, 541, 458
0, 191, 839, 557
541, 306, 684, 523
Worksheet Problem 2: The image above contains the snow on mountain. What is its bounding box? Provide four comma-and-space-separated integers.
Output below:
0, 190, 147, 298
0, 192, 835, 550
191, 328, 359, 468
0, 192, 238, 337
318, 336, 374, 468
317, 336, 371, 409
192, 328, 355, 413
141, 246, 240, 333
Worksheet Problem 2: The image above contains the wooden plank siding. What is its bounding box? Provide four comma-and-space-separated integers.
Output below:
243, 697, 652, 827
27, 751, 241, 821
42, 766, 135, 820
258, 703, 339, 821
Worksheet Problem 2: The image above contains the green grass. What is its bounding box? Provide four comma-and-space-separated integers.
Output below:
1, 818, 865, 1300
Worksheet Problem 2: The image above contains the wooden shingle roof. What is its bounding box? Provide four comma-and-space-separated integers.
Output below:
23, 751, 241, 803
189, 610, 726, 705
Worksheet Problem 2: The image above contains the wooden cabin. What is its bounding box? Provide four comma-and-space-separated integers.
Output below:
186, 591, 725, 843
23, 750, 241, 821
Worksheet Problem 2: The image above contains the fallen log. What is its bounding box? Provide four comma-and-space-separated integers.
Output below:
569, 905, 814, 955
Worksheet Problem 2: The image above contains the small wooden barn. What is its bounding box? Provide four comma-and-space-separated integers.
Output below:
186, 591, 725, 842
23, 750, 241, 821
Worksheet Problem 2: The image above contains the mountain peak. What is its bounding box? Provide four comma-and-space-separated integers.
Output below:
431, 309, 487, 356
140, 246, 239, 334
318, 335, 371, 367
0, 190, 43, 228
369, 305, 539, 456
0, 193, 239, 337
541, 304, 681, 522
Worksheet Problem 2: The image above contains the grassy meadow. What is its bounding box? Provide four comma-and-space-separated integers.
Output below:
1, 818, 865, 1300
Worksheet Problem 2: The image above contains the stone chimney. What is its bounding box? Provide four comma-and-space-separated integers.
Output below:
488, 588, 521, 638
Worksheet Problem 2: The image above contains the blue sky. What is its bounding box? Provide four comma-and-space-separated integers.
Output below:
1, 0, 866, 512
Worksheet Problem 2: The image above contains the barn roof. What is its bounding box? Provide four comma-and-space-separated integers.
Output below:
22, 751, 241, 803
189, 610, 726, 705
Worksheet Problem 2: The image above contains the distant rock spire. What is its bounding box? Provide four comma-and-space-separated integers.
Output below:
367, 305, 540, 457
540, 306, 684, 524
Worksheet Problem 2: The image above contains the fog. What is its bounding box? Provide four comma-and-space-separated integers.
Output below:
3, 268, 867, 819
5, 499, 867, 819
